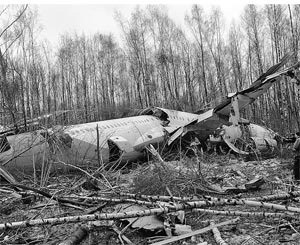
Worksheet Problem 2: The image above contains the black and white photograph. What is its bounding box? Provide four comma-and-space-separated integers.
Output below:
1, 1, 300, 244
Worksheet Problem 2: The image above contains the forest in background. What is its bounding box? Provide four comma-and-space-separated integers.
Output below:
0, 4, 300, 135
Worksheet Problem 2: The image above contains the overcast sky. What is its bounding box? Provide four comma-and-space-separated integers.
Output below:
34, 3, 247, 48
2, 0, 293, 48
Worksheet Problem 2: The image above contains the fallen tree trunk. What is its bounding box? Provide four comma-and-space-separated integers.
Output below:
62, 195, 155, 206
248, 191, 300, 201
115, 191, 300, 203
2, 194, 300, 231
115, 192, 195, 202
192, 208, 297, 220
0, 200, 211, 230
203, 196, 300, 213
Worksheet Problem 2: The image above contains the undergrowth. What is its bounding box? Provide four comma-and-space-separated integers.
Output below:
131, 157, 216, 196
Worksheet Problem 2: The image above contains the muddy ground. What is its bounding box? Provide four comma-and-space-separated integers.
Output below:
1, 150, 300, 245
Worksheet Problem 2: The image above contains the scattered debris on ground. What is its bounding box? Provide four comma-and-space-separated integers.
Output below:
1, 151, 299, 244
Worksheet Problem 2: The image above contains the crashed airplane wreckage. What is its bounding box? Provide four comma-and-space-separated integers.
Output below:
0, 53, 300, 172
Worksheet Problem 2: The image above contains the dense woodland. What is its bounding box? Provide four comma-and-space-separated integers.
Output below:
0, 4, 300, 135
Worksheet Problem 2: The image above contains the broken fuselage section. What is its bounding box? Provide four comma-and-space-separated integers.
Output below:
0, 106, 280, 171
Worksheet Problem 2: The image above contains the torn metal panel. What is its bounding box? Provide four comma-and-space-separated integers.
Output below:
222, 135, 249, 155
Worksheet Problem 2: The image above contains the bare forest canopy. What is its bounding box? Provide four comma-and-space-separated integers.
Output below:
0, 4, 300, 135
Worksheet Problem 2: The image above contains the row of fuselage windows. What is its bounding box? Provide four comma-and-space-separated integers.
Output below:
168, 115, 193, 122
68, 117, 157, 135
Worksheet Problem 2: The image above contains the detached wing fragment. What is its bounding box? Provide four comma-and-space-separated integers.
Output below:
214, 53, 300, 119
169, 53, 300, 143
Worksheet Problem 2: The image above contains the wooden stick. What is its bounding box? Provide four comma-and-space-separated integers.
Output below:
151, 218, 239, 245
210, 220, 228, 245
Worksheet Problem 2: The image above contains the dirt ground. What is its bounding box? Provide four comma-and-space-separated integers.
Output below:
1, 151, 300, 245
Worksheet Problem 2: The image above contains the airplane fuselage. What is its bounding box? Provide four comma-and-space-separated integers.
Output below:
62, 115, 166, 165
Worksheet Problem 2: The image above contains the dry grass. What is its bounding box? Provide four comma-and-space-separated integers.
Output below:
131, 156, 221, 196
